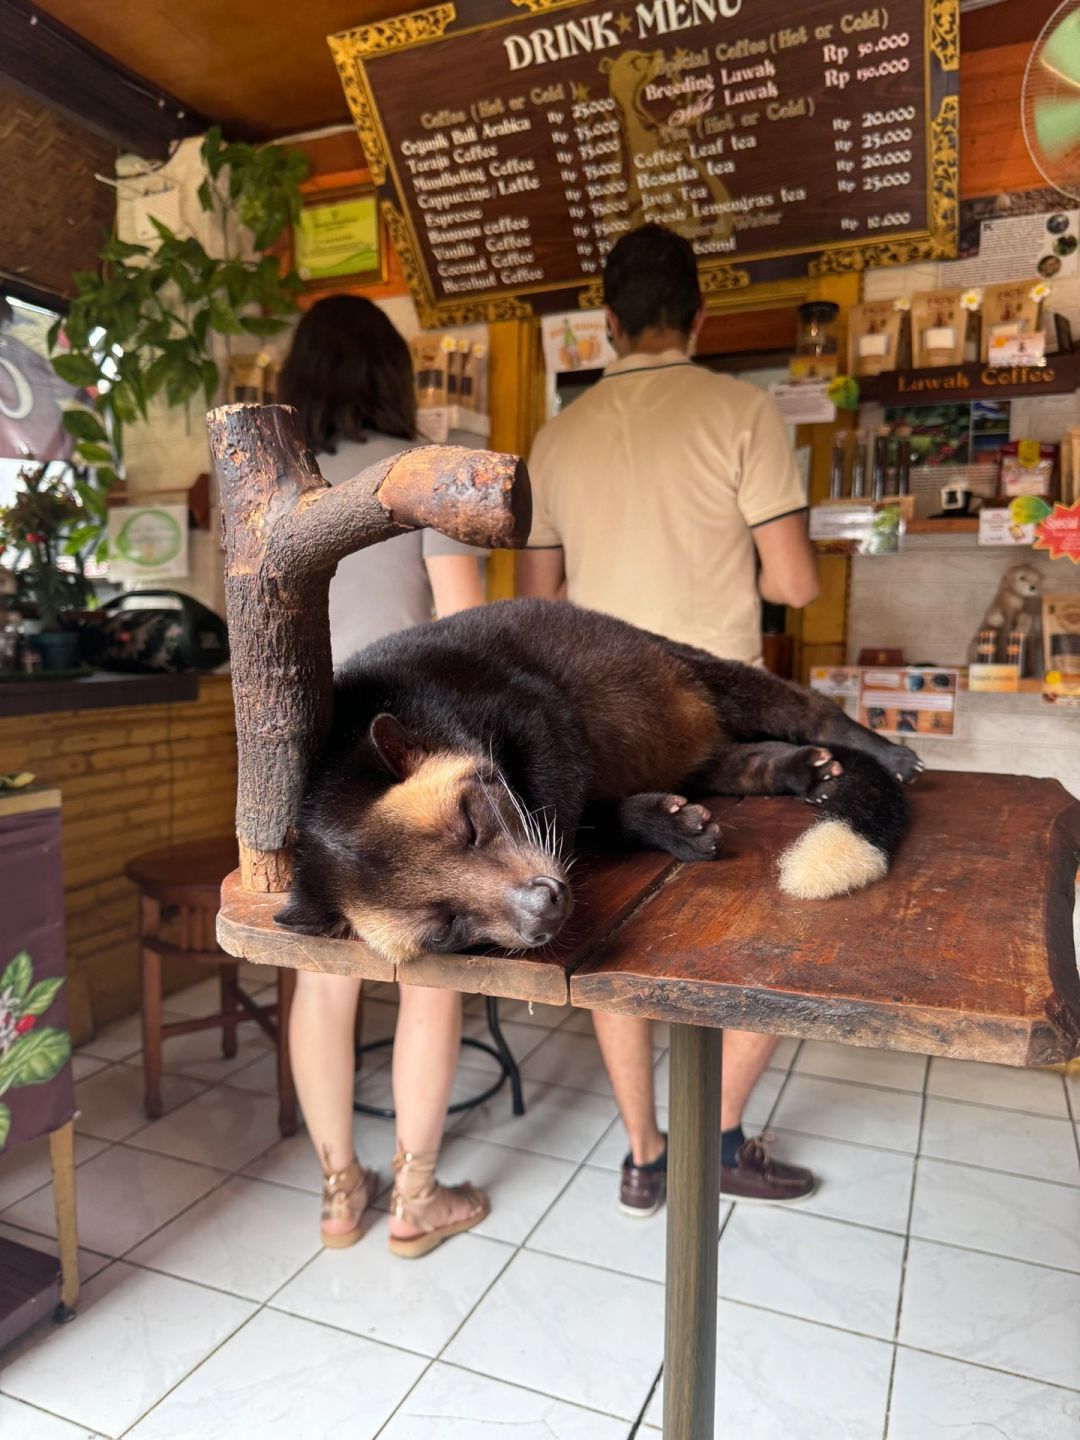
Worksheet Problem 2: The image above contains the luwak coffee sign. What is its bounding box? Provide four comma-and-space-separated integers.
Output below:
329, 0, 959, 325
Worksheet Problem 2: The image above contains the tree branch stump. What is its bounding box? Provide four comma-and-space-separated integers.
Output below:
207, 402, 531, 893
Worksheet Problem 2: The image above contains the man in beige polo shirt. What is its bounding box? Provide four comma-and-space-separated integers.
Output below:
518, 223, 820, 1213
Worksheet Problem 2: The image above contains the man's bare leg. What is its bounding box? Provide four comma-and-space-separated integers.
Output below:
592, 1015, 776, 1156
720, 1029, 778, 1130
593, 1011, 665, 1165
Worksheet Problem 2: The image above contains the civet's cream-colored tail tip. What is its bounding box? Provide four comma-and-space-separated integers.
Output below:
777, 819, 888, 900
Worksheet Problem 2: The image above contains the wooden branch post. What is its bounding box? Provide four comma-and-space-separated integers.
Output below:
207, 402, 531, 893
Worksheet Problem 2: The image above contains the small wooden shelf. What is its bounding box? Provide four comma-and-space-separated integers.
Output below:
905, 517, 980, 534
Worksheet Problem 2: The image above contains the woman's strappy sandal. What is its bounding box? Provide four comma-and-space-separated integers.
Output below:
388, 1148, 490, 1259
320, 1148, 378, 1250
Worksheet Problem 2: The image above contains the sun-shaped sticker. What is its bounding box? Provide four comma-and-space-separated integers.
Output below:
1033, 499, 1080, 562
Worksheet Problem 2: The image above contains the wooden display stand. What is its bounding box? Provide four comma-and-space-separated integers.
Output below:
210, 404, 1080, 1440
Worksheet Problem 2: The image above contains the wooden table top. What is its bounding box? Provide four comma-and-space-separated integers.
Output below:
217, 771, 1080, 1068
218, 848, 675, 1004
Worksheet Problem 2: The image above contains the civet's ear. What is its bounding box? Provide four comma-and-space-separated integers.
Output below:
368, 713, 426, 781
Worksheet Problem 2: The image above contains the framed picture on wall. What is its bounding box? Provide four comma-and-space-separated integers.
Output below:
292, 187, 385, 289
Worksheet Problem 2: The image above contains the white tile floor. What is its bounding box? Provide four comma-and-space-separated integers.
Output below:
1, 978, 1078, 1439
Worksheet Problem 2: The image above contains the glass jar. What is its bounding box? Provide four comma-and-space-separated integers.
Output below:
790, 301, 840, 382
796, 301, 840, 359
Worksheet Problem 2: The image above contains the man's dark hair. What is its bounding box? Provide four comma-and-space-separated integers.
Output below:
602, 224, 701, 340
279, 294, 416, 453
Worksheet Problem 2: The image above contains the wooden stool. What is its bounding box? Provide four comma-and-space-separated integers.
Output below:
125, 837, 297, 1136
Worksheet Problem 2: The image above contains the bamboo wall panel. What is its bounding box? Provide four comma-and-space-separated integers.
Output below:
0, 86, 116, 300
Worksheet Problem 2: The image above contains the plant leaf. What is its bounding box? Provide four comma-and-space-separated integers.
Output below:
191, 308, 211, 350
74, 442, 114, 466
100, 237, 149, 262
62, 409, 107, 443
0, 1102, 9, 1148
64, 524, 101, 554
239, 315, 289, 336
0, 1028, 71, 1090
201, 125, 225, 177
208, 298, 245, 335
148, 215, 178, 244
52, 354, 101, 388
74, 480, 105, 519
201, 359, 220, 403
0, 951, 32, 1000
21, 977, 64, 1018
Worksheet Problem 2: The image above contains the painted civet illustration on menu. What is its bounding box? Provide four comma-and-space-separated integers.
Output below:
277, 600, 920, 962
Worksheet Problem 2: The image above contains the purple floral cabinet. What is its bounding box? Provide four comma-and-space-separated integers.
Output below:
0, 791, 73, 1155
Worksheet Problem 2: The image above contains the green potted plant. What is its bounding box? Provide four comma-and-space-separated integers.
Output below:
0, 463, 95, 670
48, 128, 309, 553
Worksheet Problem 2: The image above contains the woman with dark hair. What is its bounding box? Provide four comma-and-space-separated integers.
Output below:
279, 295, 489, 1257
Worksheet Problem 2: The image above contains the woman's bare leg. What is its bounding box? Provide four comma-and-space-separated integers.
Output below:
389, 982, 478, 1240
289, 969, 363, 1237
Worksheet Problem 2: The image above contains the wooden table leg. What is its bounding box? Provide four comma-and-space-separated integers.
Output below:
663, 1023, 722, 1440
276, 966, 298, 1137
220, 957, 240, 1059
140, 895, 163, 1120
48, 1120, 79, 1321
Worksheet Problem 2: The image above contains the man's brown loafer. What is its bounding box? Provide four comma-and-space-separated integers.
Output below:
721, 1135, 816, 1204
619, 1141, 668, 1217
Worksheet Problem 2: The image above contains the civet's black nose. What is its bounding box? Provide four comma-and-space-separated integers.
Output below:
508, 875, 570, 945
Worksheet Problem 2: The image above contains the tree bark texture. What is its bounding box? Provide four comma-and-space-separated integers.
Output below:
207, 402, 532, 892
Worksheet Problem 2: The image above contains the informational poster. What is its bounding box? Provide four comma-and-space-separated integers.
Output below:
857, 666, 958, 737
770, 380, 835, 424
329, 0, 959, 323
942, 208, 1080, 289
106, 505, 189, 581
540, 310, 617, 374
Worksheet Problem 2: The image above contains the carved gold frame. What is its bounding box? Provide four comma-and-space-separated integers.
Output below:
328, 0, 959, 326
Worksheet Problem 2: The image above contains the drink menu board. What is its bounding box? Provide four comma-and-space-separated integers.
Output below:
329, 0, 958, 324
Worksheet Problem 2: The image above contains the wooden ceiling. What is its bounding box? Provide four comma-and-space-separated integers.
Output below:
29, 0, 1067, 142
32, 0, 422, 138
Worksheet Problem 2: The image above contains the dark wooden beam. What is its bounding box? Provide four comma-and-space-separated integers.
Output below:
960, 0, 1062, 51
0, 273, 68, 315
0, 0, 207, 159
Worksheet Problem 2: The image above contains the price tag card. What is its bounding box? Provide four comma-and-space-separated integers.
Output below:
988, 332, 1047, 368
